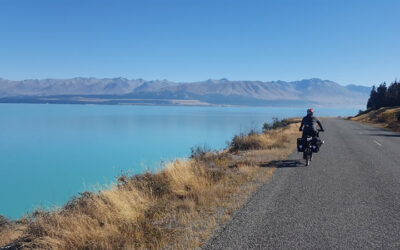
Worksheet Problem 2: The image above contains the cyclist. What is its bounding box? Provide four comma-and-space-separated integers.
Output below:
299, 108, 324, 141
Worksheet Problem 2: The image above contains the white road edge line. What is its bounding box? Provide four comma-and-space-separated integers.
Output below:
373, 140, 382, 146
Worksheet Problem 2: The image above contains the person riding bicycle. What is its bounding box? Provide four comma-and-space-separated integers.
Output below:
299, 108, 324, 140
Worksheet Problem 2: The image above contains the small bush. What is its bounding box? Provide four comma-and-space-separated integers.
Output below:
262, 123, 272, 132
230, 133, 261, 152
247, 129, 258, 136
272, 117, 292, 129
190, 145, 211, 161
263, 118, 292, 132
355, 109, 371, 117
0, 215, 9, 229
64, 191, 95, 211
129, 172, 170, 197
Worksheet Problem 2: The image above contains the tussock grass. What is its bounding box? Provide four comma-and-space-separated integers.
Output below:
1, 122, 301, 249
351, 107, 400, 131
230, 122, 296, 152
0, 228, 24, 248
0, 216, 25, 248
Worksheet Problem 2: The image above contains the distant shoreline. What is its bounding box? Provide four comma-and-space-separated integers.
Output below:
0, 96, 362, 108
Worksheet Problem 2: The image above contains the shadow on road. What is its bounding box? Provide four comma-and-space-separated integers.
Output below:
363, 133, 400, 137
262, 160, 303, 168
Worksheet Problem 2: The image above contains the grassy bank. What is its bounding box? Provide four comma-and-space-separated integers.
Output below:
351, 107, 400, 132
1, 119, 301, 249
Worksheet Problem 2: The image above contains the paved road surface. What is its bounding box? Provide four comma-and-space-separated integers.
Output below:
205, 118, 400, 249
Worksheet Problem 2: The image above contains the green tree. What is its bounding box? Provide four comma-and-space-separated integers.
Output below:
375, 82, 388, 108
367, 85, 377, 109
387, 80, 400, 107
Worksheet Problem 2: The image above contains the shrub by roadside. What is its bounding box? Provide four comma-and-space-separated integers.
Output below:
231, 118, 299, 152
262, 117, 295, 132
0, 216, 9, 229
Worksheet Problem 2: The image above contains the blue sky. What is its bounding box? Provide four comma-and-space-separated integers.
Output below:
0, 0, 399, 86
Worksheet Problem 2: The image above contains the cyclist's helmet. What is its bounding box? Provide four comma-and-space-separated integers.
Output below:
307, 108, 314, 116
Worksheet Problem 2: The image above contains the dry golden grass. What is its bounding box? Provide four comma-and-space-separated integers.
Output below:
231, 123, 300, 165
230, 121, 299, 152
1, 122, 301, 250
0, 225, 24, 247
351, 107, 400, 131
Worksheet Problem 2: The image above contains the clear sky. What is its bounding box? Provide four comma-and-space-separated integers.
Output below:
0, 0, 399, 86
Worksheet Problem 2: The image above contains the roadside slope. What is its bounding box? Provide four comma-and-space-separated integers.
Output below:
351, 107, 400, 132
0, 122, 301, 249
205, 118, 400, 249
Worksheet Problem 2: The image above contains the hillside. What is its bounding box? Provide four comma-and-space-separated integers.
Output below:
0, 78, 370, 107
351, 107, 400, 131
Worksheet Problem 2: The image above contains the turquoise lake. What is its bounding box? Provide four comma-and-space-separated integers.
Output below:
0, 104, 358, 218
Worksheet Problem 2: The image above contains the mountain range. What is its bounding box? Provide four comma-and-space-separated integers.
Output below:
0, 77, 371, 107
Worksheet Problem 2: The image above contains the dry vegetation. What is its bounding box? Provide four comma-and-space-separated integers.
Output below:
0, 216, 23, 247
351, 107, 400, 132
1, 120, 301, 249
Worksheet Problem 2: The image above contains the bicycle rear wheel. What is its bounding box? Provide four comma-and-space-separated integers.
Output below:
305, 149, 310, 166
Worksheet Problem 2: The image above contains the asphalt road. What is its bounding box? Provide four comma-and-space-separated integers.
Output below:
204, 118, 400, 249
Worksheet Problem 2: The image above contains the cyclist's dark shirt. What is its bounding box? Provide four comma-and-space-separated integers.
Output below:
300, 115, 324, 131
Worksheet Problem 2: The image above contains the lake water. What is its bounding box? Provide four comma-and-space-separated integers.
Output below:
0, 104, 358, 218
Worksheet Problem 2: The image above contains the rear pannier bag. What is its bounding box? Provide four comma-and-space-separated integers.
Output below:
297, 138, 304, 152
311, 137, 322, 152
